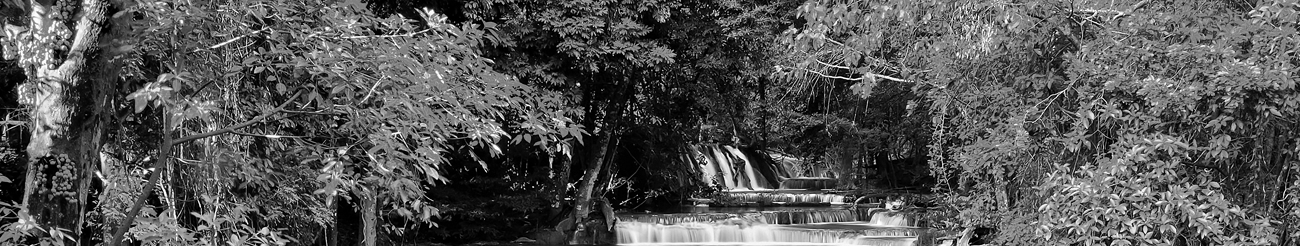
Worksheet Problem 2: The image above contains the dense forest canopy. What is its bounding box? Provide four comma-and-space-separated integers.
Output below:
0, 0, 1295, 245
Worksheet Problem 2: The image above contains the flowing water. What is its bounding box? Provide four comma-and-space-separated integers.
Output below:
626, 145, 933, 246
717, 191, 847, 204
616, 207, 923, 246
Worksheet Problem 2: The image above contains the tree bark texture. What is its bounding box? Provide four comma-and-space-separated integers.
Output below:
360, 187, 378, 246
2, 0, 112, 241
567, 131, 611, 244
567, 79, 635, 243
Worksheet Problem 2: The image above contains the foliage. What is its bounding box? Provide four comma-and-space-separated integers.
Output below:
1038, 136, 1276, 245
789, 0, 1300, 244
65, 0, 583, 244
0, 202, 76, 246
9, 0, 1293, 245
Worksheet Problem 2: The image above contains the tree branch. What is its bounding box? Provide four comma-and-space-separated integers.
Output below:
776, 65, 918, 84
190, 27, 269, 53
340, 29, 430, 39
60, 0, 108, 71
232, 131, 307, 138
1075, 0, 1152, 22
169, 90, 303, 145
0, 120, 23, 126
282, 109, 346, 116
106, 90, 302, 246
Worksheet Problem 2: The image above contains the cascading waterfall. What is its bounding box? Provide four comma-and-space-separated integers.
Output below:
688, 144, 838, 192
724, 146, 765, 189
616, 210, 918, 245
707, 146, 738, 189
616, 222, 917, 246
692, 145, 720, 188
719, 192, 847, 204
644, 144, 927, 245
620, 208, 911, 226
780, 178, 838, 190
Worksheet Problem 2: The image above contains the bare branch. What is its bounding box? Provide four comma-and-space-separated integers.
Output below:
0, 120, 23, 126
281, 109, 346, 116
340, 29, 431, 39
232, 131, 307, 138
777, 65, 915, 84
170, 90, 303, 145
814, 59, 855, 70
1075, 0, 1152, 22
191, 27, 269, 53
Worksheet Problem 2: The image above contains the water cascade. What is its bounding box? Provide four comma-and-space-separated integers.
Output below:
718, 192, 847, 205
621, 208, 907, 225
626, 144, 929, 245
616, 209, 921, 245
688, 145, 829, 191
780, 178, 838, 190
706, 146, 739, 189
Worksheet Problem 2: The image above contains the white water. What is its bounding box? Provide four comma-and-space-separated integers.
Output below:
691, 145, 792, 190
616, 222, 917, 246
709, 147, 738, 189
720, 192, 847, 204
661, 145, 923, 245
624, 208, 871, 225
693, 145, 720, 187
724, 146, 764, 189
617, 210, 918, 246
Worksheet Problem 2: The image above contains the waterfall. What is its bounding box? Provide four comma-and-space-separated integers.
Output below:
759, 209, 856, 224
692, 145, 719, 185
687, 144, 847, 191
741, 148, 784, 188
719, 192, 846, 204
687, 145, 804, 190
780, 178, 838, 190
628, 144, 928, 246
724, 145, 765, 190
616, 222, 918, 245
868, 212, 911, 227
709, 146, 738, 189
619, 208, 914, 227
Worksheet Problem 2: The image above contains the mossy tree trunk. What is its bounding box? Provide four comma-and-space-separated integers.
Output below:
2, 0, 114, 242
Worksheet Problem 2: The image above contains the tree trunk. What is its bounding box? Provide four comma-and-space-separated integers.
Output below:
3, 0, 112, 242
567, 77, 635, 243
551, 154, 571, 208
594, 139, 618, 199
360, 187, 378, 246
568, 131, 613, 244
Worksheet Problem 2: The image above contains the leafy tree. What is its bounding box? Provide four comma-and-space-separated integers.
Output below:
4, 0, 581, 245
788, 0, 1299, 244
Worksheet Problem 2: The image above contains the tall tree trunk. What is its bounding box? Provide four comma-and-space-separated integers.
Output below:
360, 187, 378, 246
567, 130, 613, 244
3, 0, 112, 242
551, 154, 571, 208
568, 78, 635, 243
